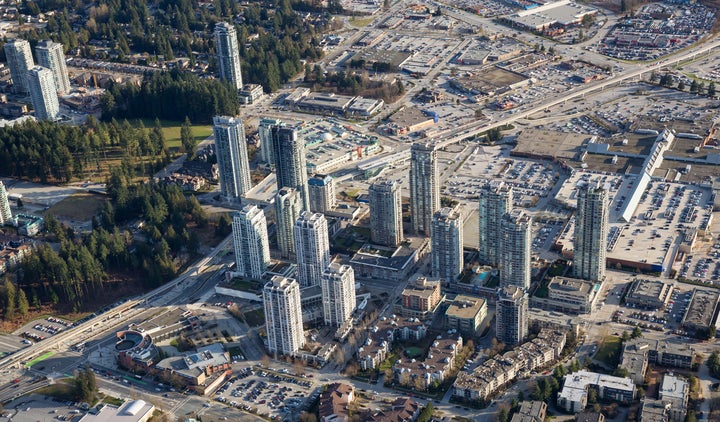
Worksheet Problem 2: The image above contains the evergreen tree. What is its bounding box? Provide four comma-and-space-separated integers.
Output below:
180, 117, 196, 159
16, 288, 29, 318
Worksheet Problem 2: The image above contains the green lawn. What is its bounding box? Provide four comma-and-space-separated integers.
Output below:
595, 335, 622, 367
134, 119, 213, 149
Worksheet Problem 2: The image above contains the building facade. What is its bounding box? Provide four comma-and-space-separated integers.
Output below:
499, 209, 532, 290
369, 179, 403, 247
478, 182, 513, 266
272, 125, 310, 210
293, 212, 330, 287
213, 116, 252, 203
496, 285, 528, 346
27, 66, 59, 121
431, 207, 463, 282
214, 22, 243, 90
409, 142, 439, 235
263, 276, 305, 355
396, 277, 443, 319
275, 187, 303, 259
573, 182, 609, 281
258, 118, 282, 166
308, 173, 337, 214
0, 181, 12, 225
35, 40, 70, 94
232, 205, 270, 279
321, 263, 356, 327
4, 39, 34, 94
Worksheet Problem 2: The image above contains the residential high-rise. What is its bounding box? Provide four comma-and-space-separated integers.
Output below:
263, 275, 305, 355
275, 187, 303, 259
308, 174, 336, 214
409, 142, 439, 235
0, 181, 12, 225
27, 66, 59, 121
35, 40, 70, 94
272, 125, 309, 210
214, 22, 243, 90
4, 39, 34, 94
499, 209, 532, 290
321, 263, 356, 327
574, 182, 609, 281
258, 118, 283, 165
431, 207, 463, 282
478, 182, 513, 266
496, 285, 528, 346
232, 205, 270, 279
293, 212, 330, 287
369, 179, 403, 247
213, 116, 252, 203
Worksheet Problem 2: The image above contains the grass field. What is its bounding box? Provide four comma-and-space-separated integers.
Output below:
46, 193, 107, 221
134, 119, 213, 150
595, 335, 622, 367
349, 17, 375, 27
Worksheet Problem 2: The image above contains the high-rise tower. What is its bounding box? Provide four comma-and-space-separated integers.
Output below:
409, 142, 439, 235
213, 116, 252, 203
496, 285, 528, 346
35, 40, 70, 94
258, 118, 283, 166
4, 39, 34, 94
232, 205, 270, 279
499, 209, 532, 290
369, 179, 403, 247
573, 182, 609, 281
263, 276, 304, 355
308, 174, 336, 214
272, 125, 309, 210
431, 207, 463, 282
293, 212, 330, 287
0, 181, 12, 225
478, 182, 513, 266
27, 66, 59, 121
321, 263, 356, 327
274, 187, 303, 259
214, 22, 243, 90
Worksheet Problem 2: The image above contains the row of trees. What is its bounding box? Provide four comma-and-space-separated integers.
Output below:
0, 117, 173, 183
101, 70, 240, 123
652, 72, 717, 97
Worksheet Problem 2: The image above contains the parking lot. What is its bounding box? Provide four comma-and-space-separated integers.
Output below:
14, 317, 73, 344
214, 367, 316, 421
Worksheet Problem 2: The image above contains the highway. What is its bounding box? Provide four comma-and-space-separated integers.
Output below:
0, 235, 233, 373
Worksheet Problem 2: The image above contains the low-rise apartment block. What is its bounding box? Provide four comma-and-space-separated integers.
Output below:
393, 333, 463, 390
445, 295, 487, 336
557, 371, 635, 413
619, 338, 696, 384
357, 315, 427, 371
452, 329, 566, 402
530, 276, 600, 314
395, 277, 443, 320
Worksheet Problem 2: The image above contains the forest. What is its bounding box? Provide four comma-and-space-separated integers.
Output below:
101, 70, 240, 123
13, 0, 335, 94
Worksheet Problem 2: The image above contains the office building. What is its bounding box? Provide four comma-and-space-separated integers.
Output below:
213, 116, 252, 203
409, 142, 439, 235
263, 276, 305, 355
293, 212, 330, 287
0, 181, 12, 225
27, 66, 59, 121
258, 118, 283, 165
499, 209, 532, 290
308, 174, 336, 214
4, 39, 34, 94
431, 207, 463, 282
496, 285, 528, 346
232, 205, 270, 279
557, 371, 635, 413
272, 125, 309, 210
275, 187, 303, 259
478, 182, 513, 266
35, 40, 70, 94
321, 263, 356, 327
573, 182, 609, 281
369, 179, 403, 247
214, 22, 243, 90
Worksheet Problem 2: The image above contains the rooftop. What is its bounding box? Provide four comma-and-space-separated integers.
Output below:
446, 295, 487, 319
